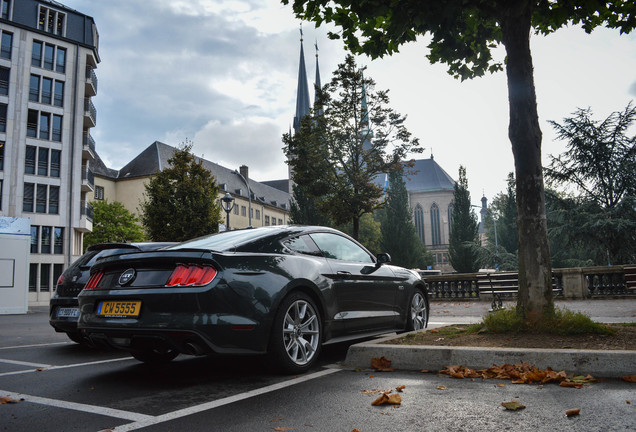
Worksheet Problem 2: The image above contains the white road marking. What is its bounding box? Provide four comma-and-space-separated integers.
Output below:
103, 367, 343, 431
0, 356, 134, 377
0, 342, 71, 350
0, 358, 52, 368
0, 389, 154, 422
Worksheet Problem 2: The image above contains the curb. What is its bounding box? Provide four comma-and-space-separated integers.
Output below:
344, 331, 636, 378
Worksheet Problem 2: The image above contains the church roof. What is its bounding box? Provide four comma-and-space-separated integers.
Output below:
95, 141, 291, 211
402, 156, 456, 192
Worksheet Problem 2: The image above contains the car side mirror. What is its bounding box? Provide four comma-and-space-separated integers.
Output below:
376, 253, 391, 265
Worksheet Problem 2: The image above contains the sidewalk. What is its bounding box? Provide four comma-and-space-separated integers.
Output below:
344, 298, 636, 378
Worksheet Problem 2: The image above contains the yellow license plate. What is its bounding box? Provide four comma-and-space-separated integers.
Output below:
97, 301, 141, 317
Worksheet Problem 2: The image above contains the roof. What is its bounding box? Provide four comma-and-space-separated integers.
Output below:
374, 156, 456, 193
94, 142, 291, 211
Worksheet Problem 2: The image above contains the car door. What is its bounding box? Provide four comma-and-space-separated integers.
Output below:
309, 232, 400, 333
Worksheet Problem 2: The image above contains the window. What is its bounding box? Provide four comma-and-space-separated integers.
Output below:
241, 206, 246, 217
25, 145, 36, 174
30, 226, 39, 253
255, 210, 260, 219
39, 112, 50, 140
38, 147, 48, 176
41, 226, 51, 254
29, 75, 40, 102
56, 47, 66, 73
447, 203, 454, 235
38, 6, 66, 36
271, 218, 276, 226
431, 203, 441, 246
414, 204, 425, 243
0, 31, 11, 59
1, 0, 10, 20
27, 110, 37, 137
52, 114, 62, 141
50, 150, 60, 177
49, 186, 59, 214
43, 44, 54, 70
278, 219, 283, 225
41, 77, 52, 104
36, 184, 47, 213
40, 264, 51, 291
29, 264, 37, 291
233, 205, 238, 215
265, 215, 270, 226
310, 232, 373, 263
0, 67, 8, 95
32, 41, 42, 67
53, 81, 63, 106
53, 229, 60, 254
23, 182, 34, 212
94, 185, 104, 200
26, 110, 61, 141
0, 179, 2, 210
0, 103, 6, 133
0, 141, 4, 170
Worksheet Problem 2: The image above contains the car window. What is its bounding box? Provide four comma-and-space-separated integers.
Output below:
167, 229, 269, 251
309, 232, 373, 263
282, 235, 321, 255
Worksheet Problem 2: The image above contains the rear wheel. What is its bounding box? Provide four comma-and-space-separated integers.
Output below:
131, 348, 179, 364
268, 292, 322, 374
407, 289, 429, 331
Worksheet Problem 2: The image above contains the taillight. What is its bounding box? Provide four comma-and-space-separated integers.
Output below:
84, 271, 104, 290
56, 274, 65, 286
166, 264, 217, 287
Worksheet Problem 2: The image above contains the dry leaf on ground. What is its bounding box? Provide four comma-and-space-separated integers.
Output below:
502, 400, 526, 411
371, 356, 395, 372
372, 392, 402, 406
565, 408, 581, 417
440, 363, 595, 387
395, 385, 405, 392
622, 375, 636, 383
0, 396, 18, 404
273, 427, 295, 431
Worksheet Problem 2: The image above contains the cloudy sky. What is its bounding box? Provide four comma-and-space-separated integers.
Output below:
62, 0, 636, 204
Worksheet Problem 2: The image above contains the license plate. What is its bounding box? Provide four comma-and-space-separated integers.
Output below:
97, 301, 141, 317
56, 307, 80, 318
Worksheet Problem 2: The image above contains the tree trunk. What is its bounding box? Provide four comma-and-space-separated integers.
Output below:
500, 2, 554, 322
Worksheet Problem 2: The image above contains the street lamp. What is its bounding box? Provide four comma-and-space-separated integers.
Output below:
234, 169, 252, 227
220, 192, 235, 231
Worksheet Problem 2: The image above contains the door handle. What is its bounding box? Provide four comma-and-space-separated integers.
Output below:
337, 271, 352, 276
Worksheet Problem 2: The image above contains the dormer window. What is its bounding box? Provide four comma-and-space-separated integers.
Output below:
38, 6, 66, 36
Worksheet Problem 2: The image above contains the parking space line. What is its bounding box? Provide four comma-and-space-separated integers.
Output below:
0, 358, 52, 368
104, 367, 343, 432
0, 342, 71, 350
0, 356, 134, 377
0, 389, 154, 422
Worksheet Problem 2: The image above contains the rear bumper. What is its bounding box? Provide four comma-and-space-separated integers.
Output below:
49, 297, 80, 334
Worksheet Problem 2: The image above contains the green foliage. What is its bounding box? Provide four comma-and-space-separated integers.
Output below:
338, 213, 382, 255
288, 182, 332, 226
478, 307, 614, 335
448, 166, 480, 273
139, 142, 221, 242
284, 55, 423, 239
380, 168, 433, 269
84, 200, 146, 250
545, 103, 636, 265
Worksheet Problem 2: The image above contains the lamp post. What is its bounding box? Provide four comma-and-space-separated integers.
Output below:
234, 169, 252, 227
220, 192, 235, 231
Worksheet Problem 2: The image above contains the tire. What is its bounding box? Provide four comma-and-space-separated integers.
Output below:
406, 289, 429, 331
268, 292, 322, 374
131, 348, 179, 364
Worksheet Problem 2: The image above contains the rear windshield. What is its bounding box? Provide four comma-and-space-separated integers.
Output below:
167, 229, 269, 252
82, 248, 140, 268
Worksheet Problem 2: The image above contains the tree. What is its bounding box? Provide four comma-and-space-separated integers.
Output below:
488, 172, 519, 255
545, 103, 636, 265
84, 200, 146, 250
283, 55, 423, 240
283, 0, 634, 322
288, 182, 332, 226
448, 166, 480, 273
139, 143, 221, 242
380, 168, 433, 269
339, 213, 383, 255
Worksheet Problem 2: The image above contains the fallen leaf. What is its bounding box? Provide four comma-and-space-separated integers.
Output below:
273, 428, 295, 431
372, 392, 402, 406
395, 385, 405, 392
420, 370, 431, 373
622, 375, 636, 383
627, 400, 631, 404
352, 429, 361, 432
559, 381, 582, 389
565, 408, 581, 417
436, 385, 447, 390
497, 384, 506, 387
429, 329, 438, 333
361, 389, 392, 395
270, 418, 283, 422
502, 400, 526, 411
0, 396, 18, 404
371, 356, 395, 372
36, 368, 47, 372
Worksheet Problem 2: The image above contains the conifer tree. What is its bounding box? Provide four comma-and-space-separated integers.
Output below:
448, 166, 480, 273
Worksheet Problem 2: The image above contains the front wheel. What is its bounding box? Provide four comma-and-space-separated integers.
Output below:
131, 348, 179, 364
406, 289, 429, 331
268, 292, 322, 374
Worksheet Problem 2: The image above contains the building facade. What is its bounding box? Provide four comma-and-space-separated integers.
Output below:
92, 141, 291, 231
0, 0, 99, 305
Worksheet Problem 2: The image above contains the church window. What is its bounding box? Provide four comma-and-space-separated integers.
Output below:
447, 203, 454, 235
431, 203, 441, 245
414, 204, 425, 243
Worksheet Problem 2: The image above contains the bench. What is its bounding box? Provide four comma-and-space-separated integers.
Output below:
476, 272, 564, 310
625, 266, 636, 294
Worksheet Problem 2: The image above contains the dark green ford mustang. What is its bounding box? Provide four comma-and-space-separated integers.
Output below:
78, 225, 429, 373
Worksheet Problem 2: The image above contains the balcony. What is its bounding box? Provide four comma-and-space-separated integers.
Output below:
81, 163, 94, 192
85, 66, 97, 97
78, 200, 93, 232
84, 98, 96, 128
82, 131, 96, 160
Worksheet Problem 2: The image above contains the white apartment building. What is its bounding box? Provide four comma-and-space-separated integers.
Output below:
0, 0, 99, 305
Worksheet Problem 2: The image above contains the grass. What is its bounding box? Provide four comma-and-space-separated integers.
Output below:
465, 307, 614, 336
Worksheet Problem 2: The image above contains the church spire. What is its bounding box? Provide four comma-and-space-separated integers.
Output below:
293, 26, 311, 134
314, 40, 323, 116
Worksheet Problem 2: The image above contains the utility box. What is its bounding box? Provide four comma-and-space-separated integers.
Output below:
0, 217, 30, 314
